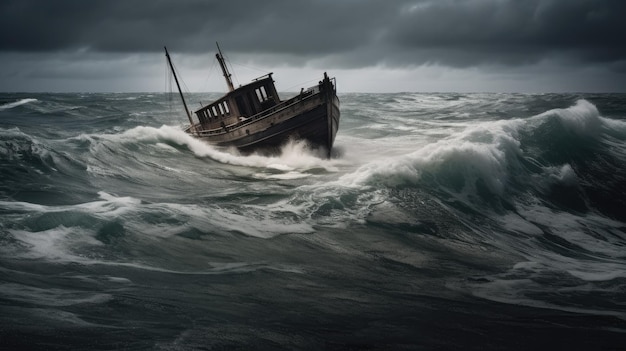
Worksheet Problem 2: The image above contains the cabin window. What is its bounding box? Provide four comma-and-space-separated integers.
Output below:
255, 86, 269, 102
211, 106, 218, 117
222, 101, 230, 114
218, 103, 224, 115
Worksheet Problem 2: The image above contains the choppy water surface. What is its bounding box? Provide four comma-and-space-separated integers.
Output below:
1, 92, 625, 349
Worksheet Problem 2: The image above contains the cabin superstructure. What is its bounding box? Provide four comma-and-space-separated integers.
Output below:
165, 43, 340, 157
194, 73, 281, 129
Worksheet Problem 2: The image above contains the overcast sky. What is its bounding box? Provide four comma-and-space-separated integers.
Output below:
1, 0, 625, 93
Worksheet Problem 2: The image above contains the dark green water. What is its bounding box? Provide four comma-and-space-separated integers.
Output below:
1, 93, 625, 349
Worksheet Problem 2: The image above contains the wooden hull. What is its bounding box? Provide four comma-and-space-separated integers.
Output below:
187, 78, 340, 157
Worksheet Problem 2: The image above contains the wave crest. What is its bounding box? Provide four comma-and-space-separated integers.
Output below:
538, 99, 602, 137
82, 125, 339, 172
0, 98, 37, 110
340, 118, 524, 200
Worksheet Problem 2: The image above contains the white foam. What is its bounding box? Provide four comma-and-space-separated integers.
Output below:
498, 213, 544, 236
0, 199, 49, 213
0, 98, 37, 110
254, 171, 311, 180
105, 276, 132, 283
337, 118, 524, 197
88, 125, 340, 174
538, 99, 602, 137
73, 191, 142, 217
0, 127, 50, 162
462, 256, 626, 318
568, 266, 626, 282
154, 142, 179, 152
0, 283, 112, 307
602, 116, 626, 134
9, 225, 102, 262
538, 163, 579, 187
516, 203, 626, 259
204, 205, 315, 239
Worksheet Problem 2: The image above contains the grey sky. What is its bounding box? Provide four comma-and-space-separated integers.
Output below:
1, 0, 625, 93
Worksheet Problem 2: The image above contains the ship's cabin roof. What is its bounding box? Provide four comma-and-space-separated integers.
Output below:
195, 73, 280, 123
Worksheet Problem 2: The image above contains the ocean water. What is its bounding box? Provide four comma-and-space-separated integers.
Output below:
1, 92, 625, 350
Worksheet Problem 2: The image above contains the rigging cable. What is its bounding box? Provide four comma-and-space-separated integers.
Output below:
221, 52, 241, 88
165, 54, 192, 126
201, 58, 218, 92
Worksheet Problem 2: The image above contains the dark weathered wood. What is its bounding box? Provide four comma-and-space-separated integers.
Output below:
164, 47, 194, 130
215, 42, 235, 92
167, 45, 340, 157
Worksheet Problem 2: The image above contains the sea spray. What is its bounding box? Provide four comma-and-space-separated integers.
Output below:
1, 92, 625, 349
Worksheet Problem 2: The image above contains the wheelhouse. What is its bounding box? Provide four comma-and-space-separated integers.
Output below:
194, 74, 281, 128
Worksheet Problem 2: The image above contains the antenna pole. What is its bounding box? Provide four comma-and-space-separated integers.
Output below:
164, 46, 194, 129
216, 42, 235, 92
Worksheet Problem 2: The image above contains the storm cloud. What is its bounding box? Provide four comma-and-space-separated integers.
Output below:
1, 0, 625, 92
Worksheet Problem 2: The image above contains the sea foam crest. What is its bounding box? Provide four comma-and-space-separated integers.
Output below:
339, 118, 524, 197
338, 99, 621, 197
107, 125, 338, 172
537, 99, 602, 137
0, 98, 37, 110
0, 127, 53, 170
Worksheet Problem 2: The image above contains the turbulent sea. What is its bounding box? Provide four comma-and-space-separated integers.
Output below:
1, 92, 626, 350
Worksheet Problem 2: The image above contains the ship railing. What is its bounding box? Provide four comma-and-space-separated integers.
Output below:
193, 86, 323, 137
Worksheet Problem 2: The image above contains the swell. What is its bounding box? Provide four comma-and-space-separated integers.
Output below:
1, 93, 625, 321
0, 128, 93, 205
333, 97, 626, 317
340, 99, 626, 219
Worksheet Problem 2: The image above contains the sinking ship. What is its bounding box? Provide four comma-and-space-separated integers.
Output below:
165, 44, 340, 157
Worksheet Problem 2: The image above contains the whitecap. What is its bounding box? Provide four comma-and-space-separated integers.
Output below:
85, 125, 340, 174
337, 118, 525, 197
537, 99, 603, 137
254, 171, 311, 180
0, 98, 38, 110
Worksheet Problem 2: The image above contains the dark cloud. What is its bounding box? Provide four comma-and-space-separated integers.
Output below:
0, 0, 393, 55
1, 0, 625, 69
387, 0, 626, 66
1, 0, 625, 93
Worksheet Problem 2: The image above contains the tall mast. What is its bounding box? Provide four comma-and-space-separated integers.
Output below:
215, 42, 235, 92
164, 46, 194, 129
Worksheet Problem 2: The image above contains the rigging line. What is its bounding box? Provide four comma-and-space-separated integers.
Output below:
229, 60, 269, 74
165, 58, 173, 117
165, 54, 192, 124
166, 54, 191, 95
279, 77, 319, 94
201, 58, 218, 92
221, 52, 240, 88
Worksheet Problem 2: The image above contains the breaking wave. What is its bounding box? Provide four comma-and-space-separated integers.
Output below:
0, 98, 37, 110
1, 92, 626, 348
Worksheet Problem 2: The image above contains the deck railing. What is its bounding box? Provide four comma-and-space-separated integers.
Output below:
191, 85, 322, 137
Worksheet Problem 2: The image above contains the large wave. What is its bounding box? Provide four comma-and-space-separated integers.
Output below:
1, 93, 625, 330
336, 99, 625, 213
77, 125, 341, 173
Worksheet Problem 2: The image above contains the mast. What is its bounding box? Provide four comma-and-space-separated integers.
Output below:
215, 42, 235, 92
164, 46, 194, 129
